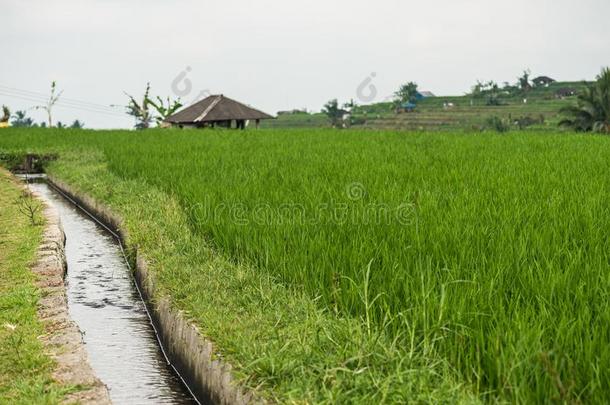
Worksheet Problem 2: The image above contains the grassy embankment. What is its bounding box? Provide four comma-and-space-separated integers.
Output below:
1, 128, 610, 403
0, 169, 72, 403
264, 81, 588, 130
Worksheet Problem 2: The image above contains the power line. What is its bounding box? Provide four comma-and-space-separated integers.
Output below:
0, 90, 129, 118
0, 84, 121, 113
0, 88, 124, 115
0, 92, 127, 118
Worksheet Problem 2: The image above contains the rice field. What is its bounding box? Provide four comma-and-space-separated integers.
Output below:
2, 128, 610, 402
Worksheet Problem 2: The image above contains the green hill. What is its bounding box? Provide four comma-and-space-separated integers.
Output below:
263, 81, 590, 131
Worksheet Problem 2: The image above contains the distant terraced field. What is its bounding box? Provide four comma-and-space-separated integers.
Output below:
264, 81, 589, 131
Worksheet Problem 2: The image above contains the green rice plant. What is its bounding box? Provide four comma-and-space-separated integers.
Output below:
1, 127, 610, 402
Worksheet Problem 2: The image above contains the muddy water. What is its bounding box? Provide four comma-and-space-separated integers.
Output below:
29, 182, 195, 405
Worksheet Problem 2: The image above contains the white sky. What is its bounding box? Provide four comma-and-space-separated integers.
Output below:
2, 0, 609, 128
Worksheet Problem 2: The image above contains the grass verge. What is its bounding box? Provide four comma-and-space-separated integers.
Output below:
0, 169, 71, 403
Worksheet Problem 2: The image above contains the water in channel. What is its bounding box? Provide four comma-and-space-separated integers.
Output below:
29, 181, 195, 405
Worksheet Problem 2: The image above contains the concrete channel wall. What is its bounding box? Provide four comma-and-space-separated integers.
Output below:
47, 176, 260, 405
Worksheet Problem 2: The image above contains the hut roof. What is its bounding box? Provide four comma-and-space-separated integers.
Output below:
165, 95, 274, 124
533, 76, 556, 85
417, 91, 436, 98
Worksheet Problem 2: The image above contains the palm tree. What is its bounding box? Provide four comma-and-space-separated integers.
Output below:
10, 110, 35, 127
559, 68, 610, 133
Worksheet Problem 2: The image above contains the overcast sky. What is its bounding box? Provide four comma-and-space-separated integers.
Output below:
2, 0, 609, 129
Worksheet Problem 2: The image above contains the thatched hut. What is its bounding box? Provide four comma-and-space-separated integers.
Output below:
164, 94, 274, 129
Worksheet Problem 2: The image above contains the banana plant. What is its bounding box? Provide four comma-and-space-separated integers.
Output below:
124, 83, 153, 130
35, 81, 63, 127
1, 105, 9, 123
146, 96, 182, 126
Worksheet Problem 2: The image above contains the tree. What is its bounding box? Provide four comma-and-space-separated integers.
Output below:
70, 119, 85, 129
485, 81, 501, 106
321, 99, 342, 127
394, 82, 419, 104
1, 105, 10, 123
502, 82, 519, 97
35, 81, 63, 127
147, 96, 182, 126
124, 83, 153, 130
559, 67, 610, 133
518, 69, 532, 92
470, 80, 485, 98
343, 99, 356, 110
10, 111, 35, 127
16, 190, 42, 226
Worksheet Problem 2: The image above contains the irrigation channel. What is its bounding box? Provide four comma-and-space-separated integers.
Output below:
27, 179, 197, 405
